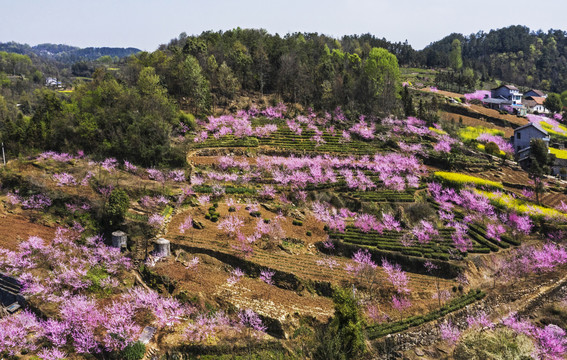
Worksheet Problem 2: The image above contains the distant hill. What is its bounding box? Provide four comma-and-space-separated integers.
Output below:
418, 25, 567, 92
0, 41, 141, 63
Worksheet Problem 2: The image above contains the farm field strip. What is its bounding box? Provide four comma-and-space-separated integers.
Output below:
172, 235, 455, 290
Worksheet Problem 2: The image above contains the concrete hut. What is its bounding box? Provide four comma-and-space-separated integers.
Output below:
154, 238, 171, 257
111, 230, 127, 249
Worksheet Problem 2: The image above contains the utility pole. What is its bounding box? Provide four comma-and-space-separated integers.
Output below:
2, 142, 5, 166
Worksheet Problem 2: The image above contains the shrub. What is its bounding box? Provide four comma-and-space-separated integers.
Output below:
292, 219, 303, 226
228, 206, 236, 212
484, 141, 500, 156
306, 231, 312, 236
120, 341, 146, 360
453, 328, 536, 360
105, 189, 130, 227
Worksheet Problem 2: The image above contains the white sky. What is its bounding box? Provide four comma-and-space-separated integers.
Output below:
2, 0, 566, 51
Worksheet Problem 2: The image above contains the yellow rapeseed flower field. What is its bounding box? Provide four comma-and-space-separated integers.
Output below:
550, 147, 567, 160
458, 126, 504, 142
434, 171, 503, 189
476, 190, 567, 222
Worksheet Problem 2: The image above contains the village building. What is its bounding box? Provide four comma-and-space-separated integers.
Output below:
45, 77, 62, 88
482, 85, 526, 115
511, 122, 550, 164
523, 96, 550, 114
524, 89, 547, 99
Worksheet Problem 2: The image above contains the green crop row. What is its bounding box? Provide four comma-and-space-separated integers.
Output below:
329, 226, 491, 260
366, 289, 486, 339
193, 136, 259, 148
192, 185, 257, 195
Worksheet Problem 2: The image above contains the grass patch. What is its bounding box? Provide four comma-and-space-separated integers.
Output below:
429, 127, 447, 135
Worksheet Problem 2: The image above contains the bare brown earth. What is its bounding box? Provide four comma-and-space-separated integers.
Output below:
164, 200, 458, 321
0, 197, 57, 251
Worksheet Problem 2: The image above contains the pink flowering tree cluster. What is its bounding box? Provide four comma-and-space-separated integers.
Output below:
227, 267, 245, 285
463, 90, 491, 102
345, 249, 382, 294
476, 133, 514, 154
349, 116, 376, 140
382, 258, 410, 295
217, 215, 244, 237
193, 107, 283, 143
179, 215, 193, 234
439, 320, 461, 345
0, 230, 197, 356
53, 172, 77, 186
37, 151, 81, 162
212, 152, 425, 193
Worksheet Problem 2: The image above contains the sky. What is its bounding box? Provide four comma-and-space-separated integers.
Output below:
2, 0, 566, 51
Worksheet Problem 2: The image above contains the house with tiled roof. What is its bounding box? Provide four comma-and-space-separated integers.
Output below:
482, 85, 526, 115
523, 96, 549, 114
524, 89, 547, 98
491, 85, 523, 105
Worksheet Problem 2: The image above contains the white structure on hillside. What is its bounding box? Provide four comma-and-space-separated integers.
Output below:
482, 85, 526, 115
491, 85, 523, 105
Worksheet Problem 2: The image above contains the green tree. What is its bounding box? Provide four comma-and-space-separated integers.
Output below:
449, 39, 463, 71
485, 141, 500, 156
544, 93, 563, 113
315, 287, 365, 359
363, 47, 400, 114
120, 341, 146, 360
181, 55, 211, 114
560, 90, 567, 110
217, 62, 241, 104
528, 138, 551, 204
105, 189, 130, 228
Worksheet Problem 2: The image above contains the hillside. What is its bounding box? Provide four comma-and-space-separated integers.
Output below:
1, 27, 567, 360
420, 25, 567, 93
0, 41, 141, 62
1, 99, 567, 359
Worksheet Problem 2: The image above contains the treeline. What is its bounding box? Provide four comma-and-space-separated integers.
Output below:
0, 67, 187, 167
0, 30, 407, 165
147, 29, 406, 114
0, 42, 141, 63
421, 25, 567, 93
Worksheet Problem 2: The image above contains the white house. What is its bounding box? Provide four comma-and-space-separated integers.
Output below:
491, 85, 523, 105
522, 96, 549, 114
483, 85, 526, 115
45, 77, 62, 87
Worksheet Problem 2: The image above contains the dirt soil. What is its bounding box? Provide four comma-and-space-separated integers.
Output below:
163, 201, 458, 321
0, 212, 56, 251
